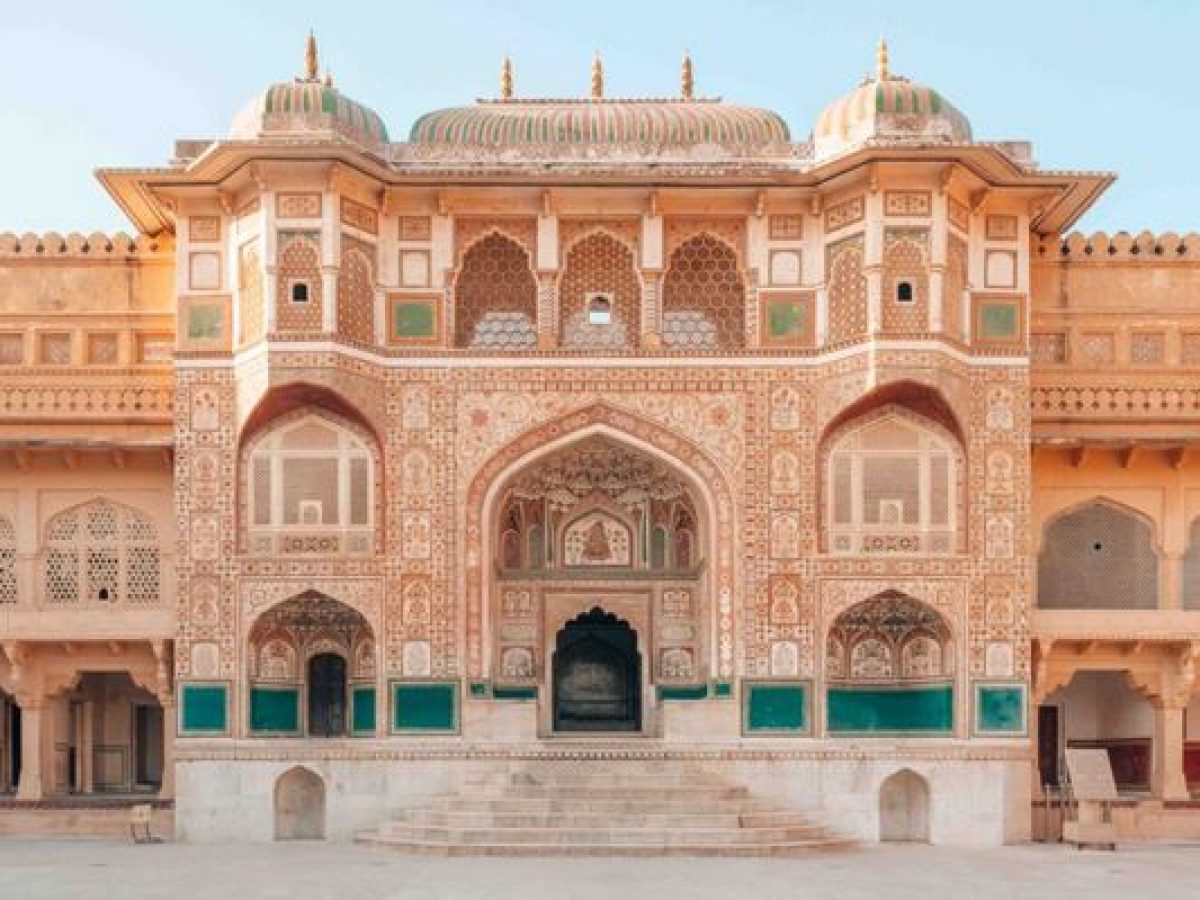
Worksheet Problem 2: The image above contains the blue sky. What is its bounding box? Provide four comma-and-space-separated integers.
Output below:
0, 0, 1195, 233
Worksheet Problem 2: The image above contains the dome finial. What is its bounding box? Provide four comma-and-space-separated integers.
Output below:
681, 50, 694, 100
501, 55, 514, 100
304, 31, 320, 83
591, 52, 604, 100
876, 36, 890, 81
323, 70, 333, 88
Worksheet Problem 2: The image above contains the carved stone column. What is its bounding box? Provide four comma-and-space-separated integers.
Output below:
1151, 701, 1190, 801
641, 270, 663, 347
14, 693, 47, 800
536, 271, 558, 349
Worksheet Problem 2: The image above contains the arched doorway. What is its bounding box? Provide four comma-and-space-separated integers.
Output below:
879, 769, 930, 842
553, 608, 641, 732
247, 592, 376, 738
274, 766, 325, 840
307, 653, 347, 738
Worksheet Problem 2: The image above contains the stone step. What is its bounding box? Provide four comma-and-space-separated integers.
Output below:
401, 810, 818, 829
357, 835, 854, 858
370, 823, 835, 846
462, 785, 752, 801
428, 796, 776, 814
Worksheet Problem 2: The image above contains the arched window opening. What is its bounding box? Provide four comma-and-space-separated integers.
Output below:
1038, 502, 1158, 610
662, 234, 745, 349
42, 501, 161, 605
454, 233, 538, 349
825, 409, 960, 555
245, 413, 375, 556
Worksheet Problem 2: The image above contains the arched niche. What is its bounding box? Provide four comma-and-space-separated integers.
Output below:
879, 769, 931, 843
274, 766, 325, 840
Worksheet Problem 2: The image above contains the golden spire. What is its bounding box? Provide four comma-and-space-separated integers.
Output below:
501, 55, 514, 100
323, 70, 333, 88
590, 52, 604, 100
304, 31, 320, 82
681, 50, 694, 100
876, 36, 890, 81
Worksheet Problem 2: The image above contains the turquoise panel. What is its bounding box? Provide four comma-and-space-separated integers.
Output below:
658, 684, 708, 702
976, 684, 1026, 734
744, 682, 807, 733
827, 685, 954, 734
393, 682, 458, 732
352, 686, 377, 734
468, 682, 489, 698
249, 686, 300, 734
712, 682, 733, 699
180, 683, 227, 734
493, 686, 537, 701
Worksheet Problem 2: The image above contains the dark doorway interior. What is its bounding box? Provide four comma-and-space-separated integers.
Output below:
134, 704, 164, 788
552, 607, 641, 732
1037, 705, 1060, 788
307, 653, 348, 737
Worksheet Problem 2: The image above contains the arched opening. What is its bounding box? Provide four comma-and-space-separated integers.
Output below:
274, 766, 325, 840
307, 653, 348, 738
552, 608, 641, 732
454, 232, 538, 348
0, 689, 19, 794
879, 769, 930, 842
558, 231, 641, 349
241, 409, 378, 557
248, 593, 375, 737
1038, 500, 1158, 610
41, 500, 162, 605
827, 591, 954, 735
819, 383, 966, 557
662, 233, 745, 349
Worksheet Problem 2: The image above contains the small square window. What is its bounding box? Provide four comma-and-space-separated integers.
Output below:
896, 281, 915, 303
290, 281, 310, 304
587, 293, 613, 326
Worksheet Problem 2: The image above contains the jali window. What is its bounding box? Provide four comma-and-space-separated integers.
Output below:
43, 500, 160, 604
246, 414, 375, 556
826, 410, 960, 555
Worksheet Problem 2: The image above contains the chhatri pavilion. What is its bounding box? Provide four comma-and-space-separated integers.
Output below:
0, 35, 1198, 849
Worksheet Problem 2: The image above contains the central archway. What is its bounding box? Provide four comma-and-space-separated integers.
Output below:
552, 608, 641, 732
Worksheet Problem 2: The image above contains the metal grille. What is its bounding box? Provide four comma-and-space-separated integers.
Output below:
1038, 503, 1159, 609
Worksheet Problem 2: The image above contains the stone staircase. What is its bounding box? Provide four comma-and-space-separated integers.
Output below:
357, 764, 852, 856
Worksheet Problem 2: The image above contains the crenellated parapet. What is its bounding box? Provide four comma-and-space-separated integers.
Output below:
1042, 231, 1200, 261
0, 231, 170, 258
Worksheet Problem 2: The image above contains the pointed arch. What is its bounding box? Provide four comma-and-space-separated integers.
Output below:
41, 499, 161, 605
879, 769, 931, 842
1038, 498, 1159, 610
463, 402, 737, 680
453, 231, 538, 348
274, 766, 325, 840
557, 229, 642, 349
662, 232, 745, 349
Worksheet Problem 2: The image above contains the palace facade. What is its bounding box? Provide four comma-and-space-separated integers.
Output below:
0, 36, 1198, 847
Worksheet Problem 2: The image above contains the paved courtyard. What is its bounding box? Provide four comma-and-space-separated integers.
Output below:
1, 839, 1198, 900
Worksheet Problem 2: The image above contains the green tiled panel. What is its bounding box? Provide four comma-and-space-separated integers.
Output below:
393, 682, 457, 732
980, 303, 1018, 338
468, 682, 489, 698
977, 685, 1026, 734
249, 687, 300, 734
180, 684, 227, 734
827, 685, 953, 734
492, 685, 537, 701
658, 684, 708, 701
745, 682, 807, 732
352, 686, 377, 734
393, 301, 435, 338
767, 298, 806, 339
712, 682, 733, 699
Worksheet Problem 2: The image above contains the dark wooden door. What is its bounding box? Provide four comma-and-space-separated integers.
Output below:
1037, 705, 1060, 788
553, 607, 640, 732
307, 653, 348, 737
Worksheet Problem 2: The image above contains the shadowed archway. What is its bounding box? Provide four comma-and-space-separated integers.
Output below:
552, 607, 641, 732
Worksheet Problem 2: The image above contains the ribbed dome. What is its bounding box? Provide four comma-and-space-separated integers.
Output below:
408, 99, 791, 157
812, 41, 971, 162
229, 36, 389, 156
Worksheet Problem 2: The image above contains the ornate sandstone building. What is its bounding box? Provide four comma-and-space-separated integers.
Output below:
0, 36, 1197, 848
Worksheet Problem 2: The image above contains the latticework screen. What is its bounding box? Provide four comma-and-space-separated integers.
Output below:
455, 233, 538, 348
42, 501, 160, 604
1038, 503, 1159, 609
1183, 520, 1200, 610
662, 234, 745, 349
0, 516, 17, 604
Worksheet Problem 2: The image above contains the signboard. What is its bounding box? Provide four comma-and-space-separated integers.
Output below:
1065, 748, 1118, 802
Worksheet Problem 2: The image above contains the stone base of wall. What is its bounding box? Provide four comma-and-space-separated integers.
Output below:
174, 742, 1030, 847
